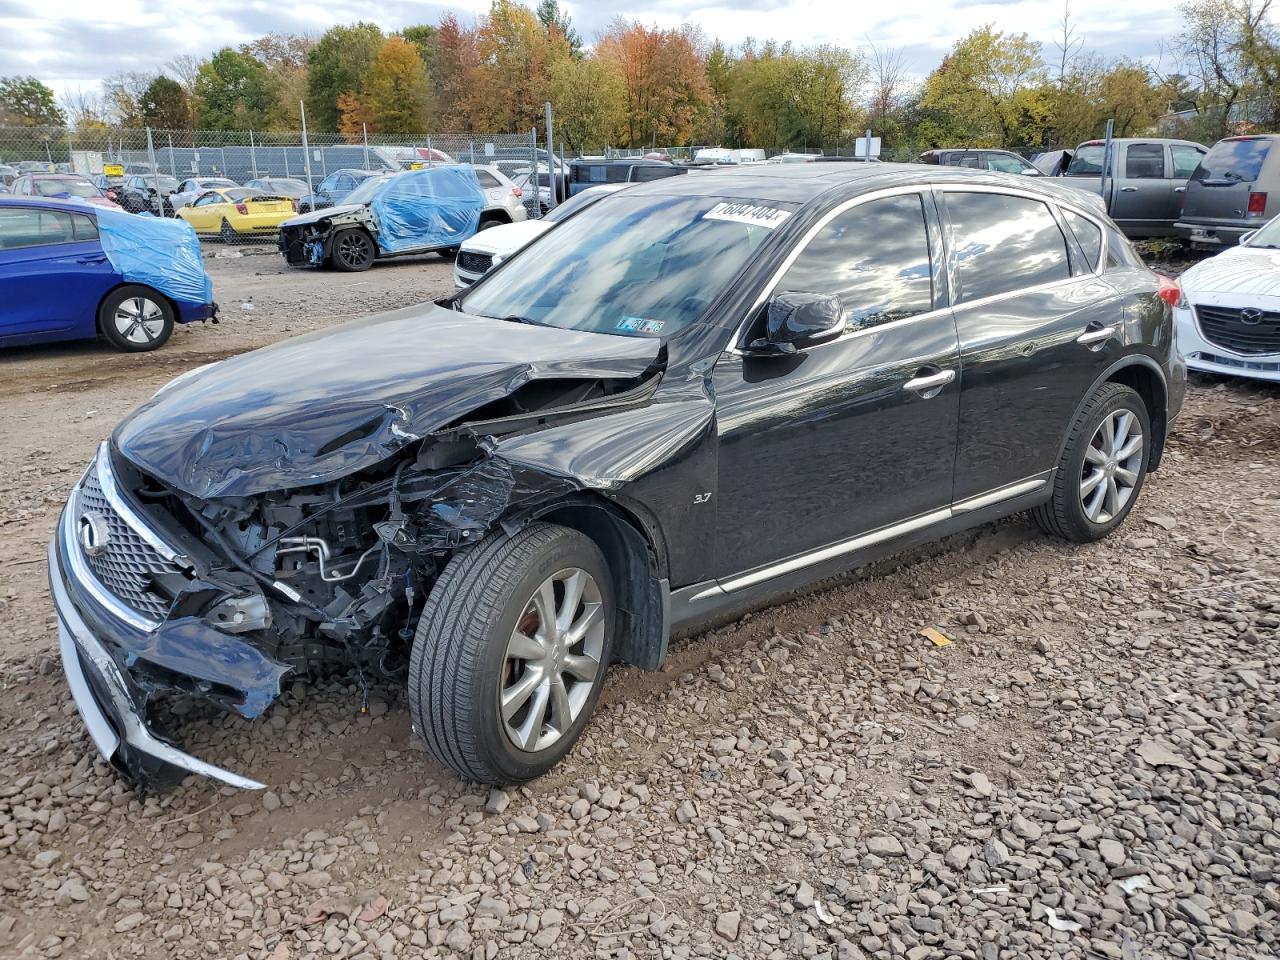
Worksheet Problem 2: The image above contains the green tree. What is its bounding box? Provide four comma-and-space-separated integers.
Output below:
920, 26, 1050, 149
362, 37, 431, 134
467, 0, 571, 132
0, 75, 65, 126
537, 0, 583, 57
195, 49, 276, 130
305, 22, 384, 130
139, 75, 190, 128
550, 56, 624, 151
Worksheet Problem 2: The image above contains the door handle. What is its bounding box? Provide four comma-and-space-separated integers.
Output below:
1077, 323, 1119, 346
1119, 186, 1138, 193
1174, 186, 1186, 193
903, 368, 956, 395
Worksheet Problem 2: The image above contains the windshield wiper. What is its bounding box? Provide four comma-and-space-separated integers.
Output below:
492, 314, 552, 327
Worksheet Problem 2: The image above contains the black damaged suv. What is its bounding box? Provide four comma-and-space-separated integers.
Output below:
51, 164, 1185, 788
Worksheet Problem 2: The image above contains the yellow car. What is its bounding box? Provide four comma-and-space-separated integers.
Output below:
177, 187, 297, 241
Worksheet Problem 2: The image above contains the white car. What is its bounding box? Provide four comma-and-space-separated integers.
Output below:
453, 184, 626, 288
167, 177, 239, 216
1175, 215, 1280, 381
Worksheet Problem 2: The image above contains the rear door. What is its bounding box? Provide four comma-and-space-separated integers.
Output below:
1112, 143, 1172, 232
0, 206, 114, 340
941, 188, 1124, 500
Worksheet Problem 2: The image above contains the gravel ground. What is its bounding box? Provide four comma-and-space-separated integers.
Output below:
1, 245, 1278, 960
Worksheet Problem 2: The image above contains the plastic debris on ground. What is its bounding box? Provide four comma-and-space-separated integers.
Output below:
920, 626, 952, 647
369, 166, 486, 254
1044, 907, 1083, 932
93, 204, 214, 305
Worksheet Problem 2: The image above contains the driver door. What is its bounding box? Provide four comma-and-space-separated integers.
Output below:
184, 193, 220, 231
712, 190, 961, 578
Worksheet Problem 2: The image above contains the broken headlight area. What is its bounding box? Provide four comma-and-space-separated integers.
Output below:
74, 441, 579, 727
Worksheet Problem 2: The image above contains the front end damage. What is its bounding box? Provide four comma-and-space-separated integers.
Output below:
278, 207, 377, 266
50, 334, 675, 788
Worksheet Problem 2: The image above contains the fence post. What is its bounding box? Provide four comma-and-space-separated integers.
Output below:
560, 145, 566, 204
470, 139, 475, 164
249, 130, 258, 178
300, 100, 314, 193
167, 132, 176, 177
544, 102, 556, 211
427, 136, 433, 167
145, 128, 162, 214
362, 123, 370, 169
528, 127, 538, 220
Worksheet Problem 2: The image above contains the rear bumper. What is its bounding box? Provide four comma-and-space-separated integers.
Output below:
176, 300, 218, 325
1175, 220, 1257, 246
49, 472, 266, 790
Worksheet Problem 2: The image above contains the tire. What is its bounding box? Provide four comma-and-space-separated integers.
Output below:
439, 247, 459, 261
162, 199, 174, 218
330, 228, 376, 272
409, 522, 615, 784
219, 218, 237, 244
1033, 382, 1151, 543
98, 285, 174, 352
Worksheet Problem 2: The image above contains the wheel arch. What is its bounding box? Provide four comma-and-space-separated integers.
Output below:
1059, 355, 1169, 472
95, 282, 176, 337
479, 209, 512, 227
530, 494, 671, 671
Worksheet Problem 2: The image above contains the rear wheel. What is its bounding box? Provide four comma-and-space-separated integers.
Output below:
330, 228, 376, 272
162, 198, 174, 217
98, 285, 174, 352
219, 218, 236, 244
409, 523, 614, 784
1033, 383, 1150, 542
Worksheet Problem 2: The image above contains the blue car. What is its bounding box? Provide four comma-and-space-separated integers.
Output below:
0, 196, 217, 351
297, 169, 381, 214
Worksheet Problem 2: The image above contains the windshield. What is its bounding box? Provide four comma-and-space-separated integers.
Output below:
1193, 138, 1271, 184
201, 179, 237, 189
1245, 215, 1280, 248
34, 178, 100, 197
343, 175, 391, 207
543, 187, 613, 223
1066, 145, 1106, 176
460, 194, 791, 338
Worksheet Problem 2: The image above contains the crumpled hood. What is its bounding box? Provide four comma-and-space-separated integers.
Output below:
113, 303, 660, 498
280, 203, 366, 228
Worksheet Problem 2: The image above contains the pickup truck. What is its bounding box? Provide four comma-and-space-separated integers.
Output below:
1058, 138, 1208, 238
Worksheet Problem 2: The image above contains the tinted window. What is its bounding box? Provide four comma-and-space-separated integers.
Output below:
775, 194, 933, 331
951, 154, 982, 169
630, 166, 676, 182
475, 170, 501, 188
1193, 138, 1272, 183
946, 192, 1070, 302
0, 208, 77, 248
1062, 209, 1102, 270
1125, 144, 1166, 179
1170, 145, 1204, 179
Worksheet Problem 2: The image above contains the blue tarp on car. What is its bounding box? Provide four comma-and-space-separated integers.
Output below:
95, 206, 213, 305
369, 166, 486, 254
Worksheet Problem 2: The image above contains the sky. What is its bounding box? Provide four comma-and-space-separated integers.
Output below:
0, 0, 1190, 101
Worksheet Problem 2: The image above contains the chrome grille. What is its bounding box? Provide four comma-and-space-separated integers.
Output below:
457, 251, 493, 275
1196, 305, 1280, 355
77, 465, 180, 622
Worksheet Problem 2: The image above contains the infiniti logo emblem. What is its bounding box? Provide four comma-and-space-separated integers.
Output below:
1239, 308, 1264, 326
78, 511, 111, 557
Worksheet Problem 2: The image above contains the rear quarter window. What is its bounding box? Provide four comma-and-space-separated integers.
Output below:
945, 192, 1071, 302
1062, 209, 1103, 270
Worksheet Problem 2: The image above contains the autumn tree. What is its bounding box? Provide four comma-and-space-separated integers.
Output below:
537, 0, 582, 57
728, 42, 865, 151
550, 56, 624, 151
0, 76, 66, 126
364, 37, 431, 134
597, 21, 711, 147
102, 72, 154, 127
195, 49, 276, 129
920, 26, 1050, 149
139, 76, 190, 128
1174, 0, 1280, 135
429, 15, 480, 129
305, 22, 383, 130
465, 0, 570, 133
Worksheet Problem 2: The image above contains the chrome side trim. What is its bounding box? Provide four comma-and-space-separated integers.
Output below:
94, 442, 190, 567
951, 476, 1047, 514
695, 474, 1050, 600
50, 536, 266, 791
61, 499, 160, 633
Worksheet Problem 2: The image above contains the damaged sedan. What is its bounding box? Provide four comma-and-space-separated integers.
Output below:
52, 164, 1184, 789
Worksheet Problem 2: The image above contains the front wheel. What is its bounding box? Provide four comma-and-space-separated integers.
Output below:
330, 228, 376, 272
98, 285, 174, 352
1033, 382, 1151, 542
409, 523, 614, 784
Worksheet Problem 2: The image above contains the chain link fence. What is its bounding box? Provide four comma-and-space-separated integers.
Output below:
0, 125, 558, 245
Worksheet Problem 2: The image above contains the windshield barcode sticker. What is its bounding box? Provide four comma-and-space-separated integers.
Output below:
703, 202, 792, 229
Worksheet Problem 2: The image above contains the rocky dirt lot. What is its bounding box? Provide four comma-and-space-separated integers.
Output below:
1, 246, 1278, 960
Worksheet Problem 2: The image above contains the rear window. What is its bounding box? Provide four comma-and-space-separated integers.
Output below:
1193, 138, 1272, 184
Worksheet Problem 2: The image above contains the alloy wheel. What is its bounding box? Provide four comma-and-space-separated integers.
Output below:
337, 232, 373, 268
500, 567, 605, 753
113, 297, 166, 346
1080, 409, 1144, 524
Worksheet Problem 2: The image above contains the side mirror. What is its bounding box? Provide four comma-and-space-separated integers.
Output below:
748, 291, 844, 355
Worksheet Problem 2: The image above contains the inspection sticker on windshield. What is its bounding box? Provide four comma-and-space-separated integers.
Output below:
617, 316, 665, 334
703, 202, 792, 229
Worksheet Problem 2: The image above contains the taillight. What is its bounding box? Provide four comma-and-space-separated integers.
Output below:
1248, 191, 1267, 217
236, 202, 249, 215
512, 187, 523, 199
1157, 275, 1184, 309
